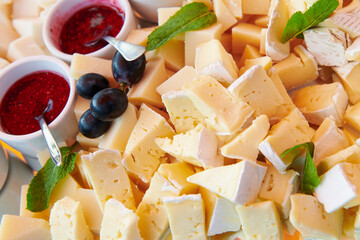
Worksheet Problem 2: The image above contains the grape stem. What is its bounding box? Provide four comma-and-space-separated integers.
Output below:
119, 82, 130, 94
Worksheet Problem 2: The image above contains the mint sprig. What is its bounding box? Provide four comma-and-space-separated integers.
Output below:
146, 2, 217, 51
26, 147, 77, 212
280, 0, 339, 43
281, 142, 320, 194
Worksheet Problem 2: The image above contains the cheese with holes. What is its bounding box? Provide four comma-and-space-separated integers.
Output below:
195, 39, 238, 85
98, 103, 137, 153
292, 82, 348, 127
333, 61, 360, 104
258, 164, 299, 219
155, 125, 224, 168
162, 90, 206, 133
0, 214, 51, 240
49, 197, 93, 240
315, 163, 360, 213
220, 115, 269, 161
200, 187, 241, 236
311, 118, 351, 164
163, 194, 206, 240
289, 194, 343, 239
156, 66, 197, 95
237, 201, 282, 240
183, 75, 254, 134
81, 149, 135, 211
122, 104, 175, 187
273, 45, 318, 90
100, 198, 142, 240
232, 23, 262, 54
259, 108, 315, 172
187, 160, 267, 204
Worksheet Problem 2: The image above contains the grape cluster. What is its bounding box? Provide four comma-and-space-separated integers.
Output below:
77, 52, 146, 138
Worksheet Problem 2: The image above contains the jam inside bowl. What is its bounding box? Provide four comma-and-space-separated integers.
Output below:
43, 0, 136, 62
0, 56, 78, 170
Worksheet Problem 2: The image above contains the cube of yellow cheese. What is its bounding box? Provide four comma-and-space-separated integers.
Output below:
238, 56, 272, 75
76, 132, 101, 150
125, 27, 154, 46
195, 39, 239, 85
12, 17, 44, 47
7, 36, 45, 62
232, 23, 262, 54
243, 0, 271, 15
157, 7, 184, 41
122, 104, 175, 187
183, 75, 254, 134
334, 61, 360, 104
213, 0, 237, 32
12, 0, 41, 19
222, 0, 242, 19
237, 44, 262, 68
0, 22, 19, 58
49, 197, 93, 240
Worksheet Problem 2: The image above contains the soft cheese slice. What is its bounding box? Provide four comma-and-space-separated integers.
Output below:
333, 61, 360, 104
0, 214, 51, 240
156, 66, 198, 96
200, 187, 241, 236
162, 90, 206, 133
195, 39, 239, 85
100, 198, 142, 240
320, 12, 360, 38
292, 82, 348, 127
122, 104, 175, 187
49, 197, 93, 240
81, 149, 135, 211
289, 194, 343, 239
273, 45, 318, 90
258, 108, 315, 172
304, 28, 348, 66
187, 160, 267, 204
258, 163, 299, 219
220, 115, 270, 161
228, 65, 286, 122
163, 194, 206, 240
155, 125, 224, 168
213, 0, 237, 32
266, 0, 290, 61
136, 172, 180, 240
232, 23, 262, 54
98, 103, 137, 153
311, 118, 351, 164
183, 75, 254, 134
315, 162, 360, 213
237, 201, 282, 240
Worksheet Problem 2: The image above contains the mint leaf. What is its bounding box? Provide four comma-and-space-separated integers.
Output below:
146, 2, 217, 51
281, 142, 320, 194
280, 0, 339, 43
26, 147, 77, 212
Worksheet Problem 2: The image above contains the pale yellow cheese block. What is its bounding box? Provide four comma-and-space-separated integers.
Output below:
237, 44, 262, 68
74, 96, 90, 122
238, 56, 272, 76
12, 17, 44, 47
0, 57, 9, 69
345, 100, 360, 134
128, 57, 167, 108
12, 0, 41, 19
6, 35, 45, 62
232, 23, 262, 54
157, 7, 184, 41
255, 15, 270, 27
243, 0, 271, 15
222, 0, 242, 19
213, 0, 237, 32
76, 132, 102, 150
125, 27, 155, 46
334, 61, 360, 104
220, 31, 232, 53
0, 214, 51, 240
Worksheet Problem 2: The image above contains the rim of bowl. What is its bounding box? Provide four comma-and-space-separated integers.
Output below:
0, 55, 76, 141
43, 0, 134, 62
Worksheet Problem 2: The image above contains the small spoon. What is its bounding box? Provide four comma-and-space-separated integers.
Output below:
84, 26, 146, 61
34, 99, 62, 166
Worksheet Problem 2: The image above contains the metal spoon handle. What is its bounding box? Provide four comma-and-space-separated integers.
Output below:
38, 117, 62, 166
103, 36, 146, 61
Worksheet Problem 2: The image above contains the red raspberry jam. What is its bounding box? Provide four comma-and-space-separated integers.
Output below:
0, 71, 70, 135
59, 5, 125, 54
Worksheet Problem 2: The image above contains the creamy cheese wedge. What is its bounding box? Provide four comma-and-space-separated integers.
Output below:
333, 61, 360, 104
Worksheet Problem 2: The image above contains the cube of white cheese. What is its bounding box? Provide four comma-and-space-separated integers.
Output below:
163, 194, 207, 240
6, 35, 45, 62
289, 194, 343, 239
236, 201, 282, 240
220, 115, 270, 161
0, 214, 51, 240
315, 162, 360, 213
311, 118, 351, 164
183, 75, 254, 135
162, 90, 206, 133
0, 22, 19, 58
304, 28, 348, 66
49, 197, 93, 240
187, 160, 267, 205
258, 108, 315, 172
258, 163, 300, 219
81, 149, 136, 211
12, 17, 44, 47
155, 125, 224, 168
122, 104, 175, 187
12, 0, 41, 19
195, 39, 238, 85
213, 0, 237, 32
292, 82, 348, 127
100, 198, 142, 240
222, 0, 242, 19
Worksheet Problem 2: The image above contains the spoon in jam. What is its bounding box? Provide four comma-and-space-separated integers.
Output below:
84, 26, 146, 61
34, 99, 62, 166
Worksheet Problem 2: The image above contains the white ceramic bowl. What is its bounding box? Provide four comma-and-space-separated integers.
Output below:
130, 0, 182, 23
43, 0, 136, 62
0, 56, 78, 170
